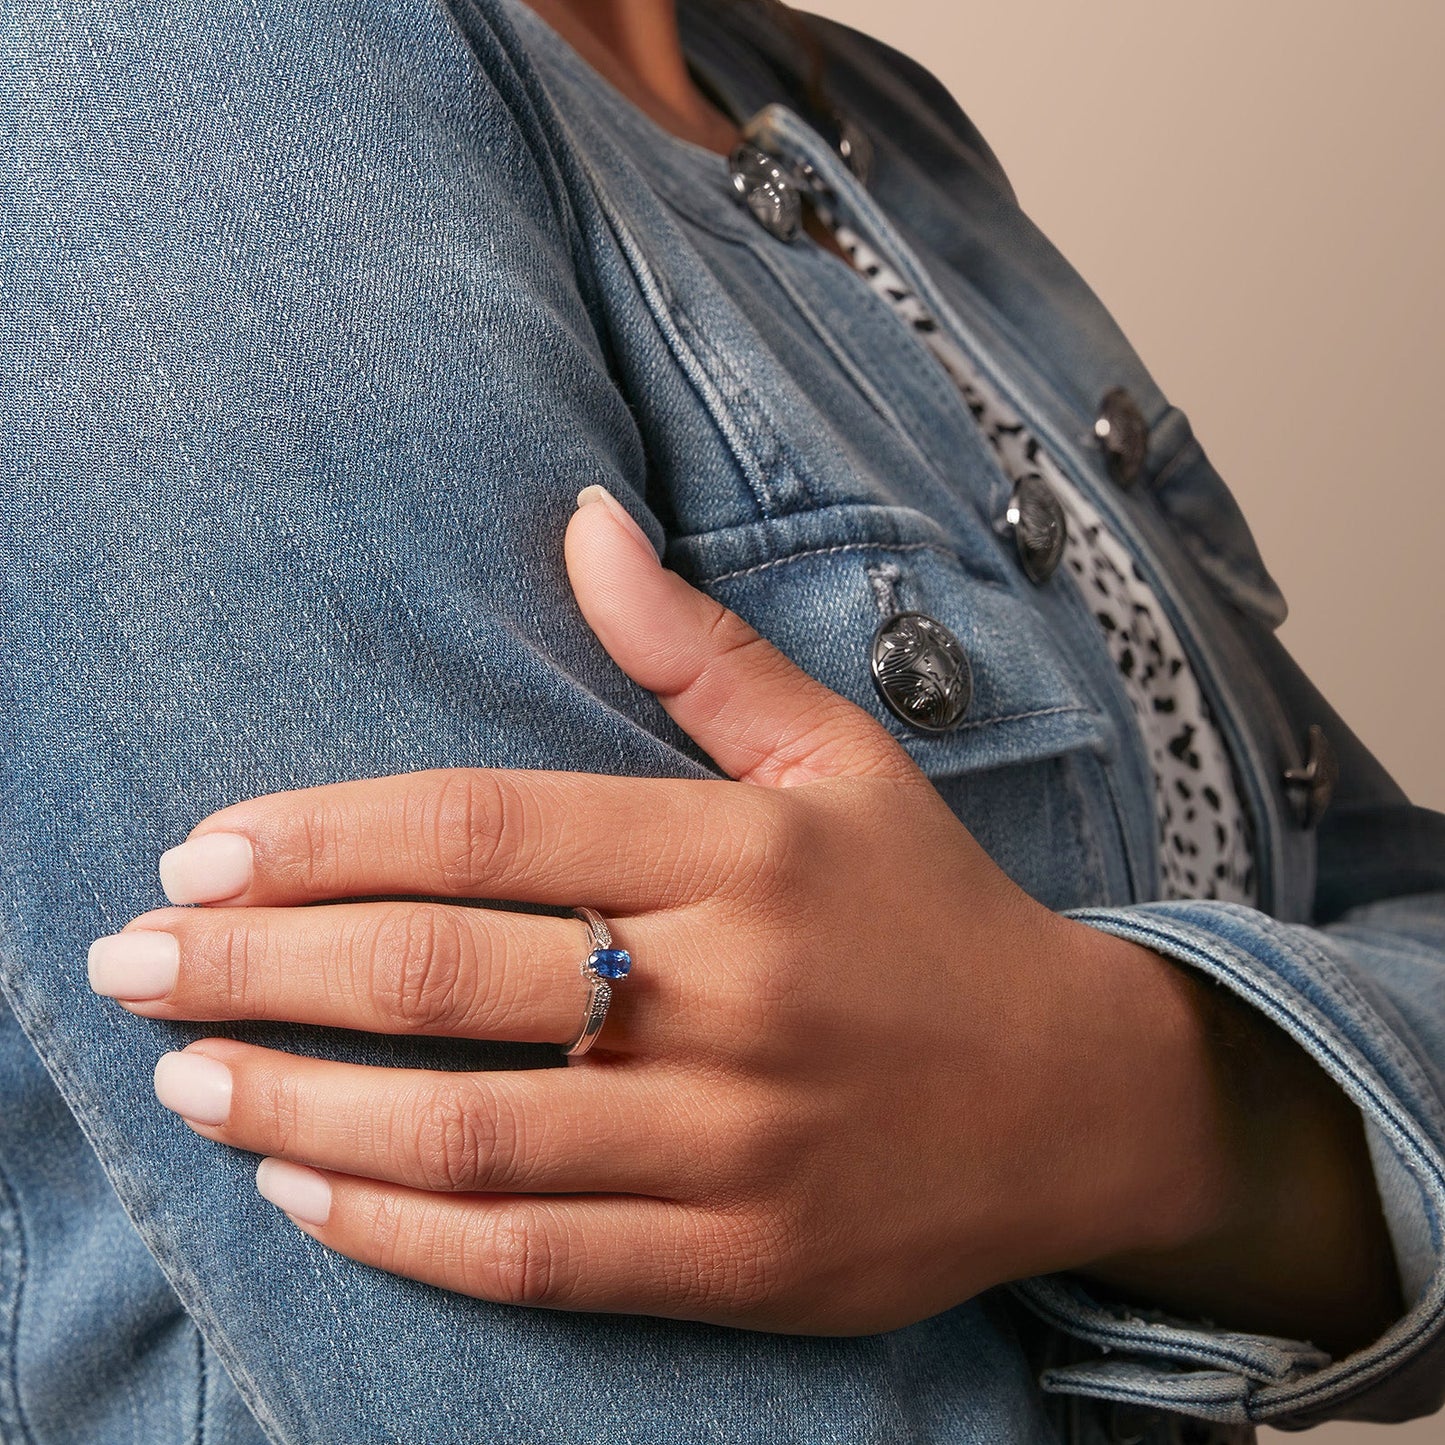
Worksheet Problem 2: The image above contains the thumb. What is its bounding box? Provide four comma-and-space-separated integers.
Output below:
563, 485, 919, 787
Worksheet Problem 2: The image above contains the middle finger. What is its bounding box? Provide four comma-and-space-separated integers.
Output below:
89, 902, 680, 1053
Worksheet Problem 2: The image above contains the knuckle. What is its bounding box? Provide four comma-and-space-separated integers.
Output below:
365, 1188, 455, 1281
369, 906, 475, 1033
425, 771, 509, 895
712, 793, 801, 909
253, 1065, 310, 1159
211, 921, 260, 1011
408, 1080, 517, 1193
266, 802, 341, 897
483, 1210, 567, 1307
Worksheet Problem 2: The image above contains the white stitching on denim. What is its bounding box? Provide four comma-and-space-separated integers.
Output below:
705, 539, 955, 584
1059, 907, 1445, 1419
865, 561, 902, 618
947, 704, 1090, 734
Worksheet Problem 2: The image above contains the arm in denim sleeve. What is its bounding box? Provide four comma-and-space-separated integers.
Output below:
1010, 620, 1445, 1433
0, 4, 722, 1440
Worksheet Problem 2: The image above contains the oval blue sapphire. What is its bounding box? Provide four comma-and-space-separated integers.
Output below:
588, 947, 631, 980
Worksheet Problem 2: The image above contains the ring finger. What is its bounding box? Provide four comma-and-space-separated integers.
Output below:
90, 902, 677, 1054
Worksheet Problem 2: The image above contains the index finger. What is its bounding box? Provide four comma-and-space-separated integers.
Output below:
157, 767, 761, 911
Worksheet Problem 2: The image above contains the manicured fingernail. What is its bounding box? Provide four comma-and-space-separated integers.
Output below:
575, 484, 658, 559
154, 1051, 232, 1126
87, 930, 179, 1000
158, 832, 253, 905
256, 1158, 332, 1226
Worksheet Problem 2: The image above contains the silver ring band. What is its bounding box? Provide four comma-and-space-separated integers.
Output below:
563, 907, 631, 1058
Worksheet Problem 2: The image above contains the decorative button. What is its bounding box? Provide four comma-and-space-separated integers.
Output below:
728, 143, 802, 242
1004, 475, 1068, 583
870, 611, 973, 734
1095, 386, 1148, 488
1282, 722, 1338, 828
830, 110, 873, 183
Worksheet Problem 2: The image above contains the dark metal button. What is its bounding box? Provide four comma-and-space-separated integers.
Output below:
831, 110, 873, 183
870, 611, 973, 734
1282, 722, 1338, 828
1095, 386, 1148, 488
1005, 474, 1068, 583
728, 143, 802, 242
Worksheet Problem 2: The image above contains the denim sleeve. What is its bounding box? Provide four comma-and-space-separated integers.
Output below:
1004, 885, 1445, 1431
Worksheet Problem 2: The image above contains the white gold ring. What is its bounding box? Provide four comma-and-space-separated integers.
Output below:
563, 907, 631, 1058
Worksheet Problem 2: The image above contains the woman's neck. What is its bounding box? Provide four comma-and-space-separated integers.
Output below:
521, 0, 742, 155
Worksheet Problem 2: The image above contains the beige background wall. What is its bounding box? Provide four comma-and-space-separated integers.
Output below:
806, 0, 1445, 818
802, 3, 1445, 1442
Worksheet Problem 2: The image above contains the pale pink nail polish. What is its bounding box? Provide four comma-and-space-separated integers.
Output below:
575, 483, 658, 559
87, 930, 179, 1000
154, 1051, 232, 1126
256, 1158, 332, 1226
158, 832, 253, 905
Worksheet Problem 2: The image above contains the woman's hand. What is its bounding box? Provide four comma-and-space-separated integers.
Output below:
87, 486, 1255, 1334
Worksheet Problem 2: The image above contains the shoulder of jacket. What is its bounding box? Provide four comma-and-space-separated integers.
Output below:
800, 10, 1019, 204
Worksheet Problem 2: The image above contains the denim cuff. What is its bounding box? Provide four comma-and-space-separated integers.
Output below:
1009, 900, 1445, 1430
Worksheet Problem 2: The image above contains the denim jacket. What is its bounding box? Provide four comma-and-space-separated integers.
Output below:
1, 0, 1442, 1441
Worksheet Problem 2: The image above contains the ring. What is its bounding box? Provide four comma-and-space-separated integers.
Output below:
563, 907, 632, 1058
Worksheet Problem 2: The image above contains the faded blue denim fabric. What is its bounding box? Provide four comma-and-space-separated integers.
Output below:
1, 1, 1441, 1441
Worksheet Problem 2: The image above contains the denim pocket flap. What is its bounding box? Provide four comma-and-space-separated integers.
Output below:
665, 502, 1113, 779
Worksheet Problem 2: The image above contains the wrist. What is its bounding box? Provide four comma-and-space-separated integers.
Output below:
1045, 915, 1242, 1269
1055, 917, 1403, 1355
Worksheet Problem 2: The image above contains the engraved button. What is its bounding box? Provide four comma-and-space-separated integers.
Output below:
1095, 386, 1148, 488
1005, 474, 1068, 583
870, 611, 973, 734
728, 143, 802, 242
1282, 722, 1338, 828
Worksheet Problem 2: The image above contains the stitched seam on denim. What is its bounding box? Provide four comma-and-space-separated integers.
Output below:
744, 244, 937, 479
1063, 909, 1445, 1416
949, 705, 1095, 734
705, 539, 955, 582
1149, 435, 1200, 494
0, 940, 291, 1444
865, 562, 902, 618
1043, 1370, 1246, 1405
747, 219, 997, 469
1009, 1282, 1311, 1381
0, 1147, 34, 1445
195, 1330, 206, 1445
670, 299, 815, 512
1218, 905, 1444, 1143
568, 160, 778, 517
1040, 1372, 1247, 1412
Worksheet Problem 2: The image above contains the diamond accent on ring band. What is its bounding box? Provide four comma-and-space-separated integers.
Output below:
587, 948, 631, 980
586, 981, 612, 1028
